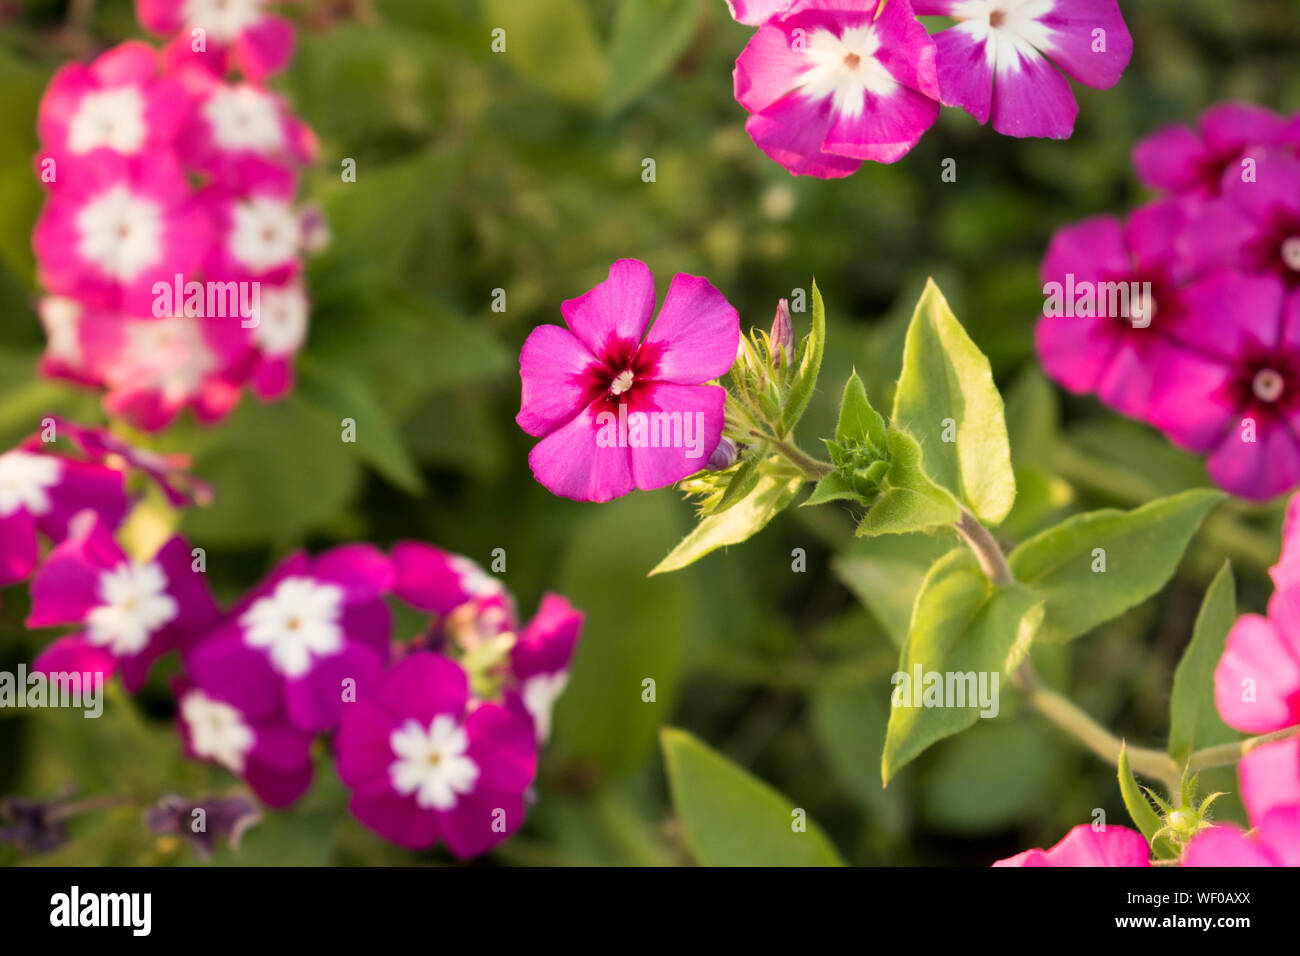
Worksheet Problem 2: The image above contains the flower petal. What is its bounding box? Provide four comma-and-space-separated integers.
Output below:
641, 273, 740, 384
560, 259, 657, 358
526, 402, 636, 503
516, 323, 601, 437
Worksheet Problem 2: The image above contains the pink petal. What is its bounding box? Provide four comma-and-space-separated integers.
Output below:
335, 698, 397, 788
822, 83, 939, 163
1239, 738, 1300, 826
1183, 823, 1274, 866
725, 0, 796, 25
1133, 123, 1208, 195
526, 401, 637, 502
390, 541, 489, 615
933, 24, 993, 124
465, 703, 537, 794
187, 631, 284, 722
1202, 102, 1291, 156
91, 40, 159, 86
285, 641, 385, 733
744, 96, 862, 179
25, 517, 123, 629
0, 510, 39, 587
32, 634, 117, 687
990, 44, 1078, 139
627, 383, 726, 491
1254, 806, 1300, 866
246, 754, 313, 809
310, 544, 395, 602
1041, 824, 1151, 866
377, 652, 469, 725
1207, 419, 1300, 504
1145, 346, 1236, 452
560, 259, 657, 359
233, 16, 296, 81
1215, 614, 1300, 734
512, 593, 584, 680
516, 323, 601, 438
437, 790, 525, 860
349, 778, 442, 850
640, 273, 740, 385
1034, 0, 1132, 90
733, 19, 805, 115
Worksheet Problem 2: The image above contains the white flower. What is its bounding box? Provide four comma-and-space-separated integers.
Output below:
181, 689, 254, 773
389, 715, 479, 810
229, 196, 301, 273
67, 86, 147, 155
184, 0, 264, 42
76, 185, 163, 282
204, 85, 285, 153
87, 560, 179, 656
521, 671, 568, 742
240, 576, 344, 677
252, 284, 308, 355
0, 451, 63, 518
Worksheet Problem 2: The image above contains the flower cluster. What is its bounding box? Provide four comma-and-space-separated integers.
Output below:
6, 436, 584, 859
32, 3, 320, 433
727, 0, 1131, 178
1036, 101, 1300, 501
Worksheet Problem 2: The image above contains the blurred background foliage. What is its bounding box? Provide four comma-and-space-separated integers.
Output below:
1, 0, 1299, 866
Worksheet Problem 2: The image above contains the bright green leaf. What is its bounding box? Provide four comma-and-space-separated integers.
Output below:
661, 728, 846, 866
1169, 561, 1240, 762
1118, 745, 1177, 860
891, 279, 1015, 525
780, 280, 826, 436
803, 470, 859, 507
1008, 489, 1222, 645
857, 428, 962, 536
835, 370, 887, 450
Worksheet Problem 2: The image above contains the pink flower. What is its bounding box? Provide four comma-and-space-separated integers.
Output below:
30, 633, 118, 691
391, 541, 516, 640
137, 0, 297, 81
1034, 200, 1201, 421
183, 545, 393, 733
335, 652, 537, 856
993, 824, 1151, 866
200, 161, 304, 285
914, 0, 1132, 139
1134, 102, 1300, 201
33, 151, 211, 315
504, 594, 583, 743
517, 259, 739, 502
247, 281, 310, 400
25, 514, 219, 692
0, 443, 127, 587
173, 677, 314, 808
1183, 742, 1300, 866
726, 0, 797, 24
36, 40, 188, 176
733, 0, 940, 176
1214, 494, 1300, 730
173, 68, 317, 184
1145, 274, 1300, 502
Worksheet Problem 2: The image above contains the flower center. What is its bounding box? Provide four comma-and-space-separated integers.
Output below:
842, 52, 861, 69
1281, 236, 1300, 272
989, 9, 1006, 27
1253, 368, 1285, 403
609, 369, 635, 396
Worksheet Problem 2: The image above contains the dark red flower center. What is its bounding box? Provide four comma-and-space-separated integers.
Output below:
582, 336, 664, 414
1243, 209, 1300, 286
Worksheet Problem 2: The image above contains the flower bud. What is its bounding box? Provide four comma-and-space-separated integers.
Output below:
707, 437, 738, 471
770, 298, 793, 368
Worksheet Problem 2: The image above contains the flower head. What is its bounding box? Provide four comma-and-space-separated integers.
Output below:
504, 593, 584, 742
517, 259, 739, 502
137, 0, 297, 81
993, 823, 1151, 866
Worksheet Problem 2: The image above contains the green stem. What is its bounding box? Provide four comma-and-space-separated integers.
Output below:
752, 430, 833, 480
1186, 725, 1300, 773
953, 509, 1013, 587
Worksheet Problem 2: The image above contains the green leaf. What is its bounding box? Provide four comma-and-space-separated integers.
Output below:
661, 728, 846, 866
803, 470, 859, 507
1169, 561, 1240, 762
779, 280, 826, 435
857, 428, 962, 536
832, 537, 945, 648
606, 0, 700, 113
296, 358, 425, 495
891, 279, 1015, 525
650, 473, 803, 575
714, 454, 763, 513
482, 0, 610, 105
1007, 489, 1222, 645
882, 550, 1044, 783
1118, 745, 1177, 860
835, 370, 887, 450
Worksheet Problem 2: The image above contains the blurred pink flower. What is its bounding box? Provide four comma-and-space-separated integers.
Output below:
993, 824, 1151, 866
137, 0, 297, 81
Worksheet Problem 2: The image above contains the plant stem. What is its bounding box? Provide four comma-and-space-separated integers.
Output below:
752, 430, 833, 480
1186, 725, 1300, 772
953, 509, 1014, 586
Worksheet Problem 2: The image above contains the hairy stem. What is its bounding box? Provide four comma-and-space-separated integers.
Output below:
752, 430, 833, 480
1186, 725, 1300, 772
953, 509, 1014, 587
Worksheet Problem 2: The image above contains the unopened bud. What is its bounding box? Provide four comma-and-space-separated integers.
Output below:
707, 437, 738, 471
770, 298, 793, 368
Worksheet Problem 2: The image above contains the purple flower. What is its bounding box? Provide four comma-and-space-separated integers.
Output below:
183, 545, 392, 733
517, 259, 739, 502
914, 0, 1132, 139
146, 792, 261, 856
173, 678, 314, 809
390, 541, 515, 651
733, 0, 941, 176
335, 652, 537, 857
0, 443, 127, 587
26, 514, 219, 691
504, 594, 584, 743
137, 0, 297, 82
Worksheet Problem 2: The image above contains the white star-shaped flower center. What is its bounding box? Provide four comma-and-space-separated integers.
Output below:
252, 284, 308, 355
240, 575, 344, 677
948, 0, 1057, 74
87, 560, 178, 656
76, 185, 163, 282
67, 86, 147, 155
204, 85, 285, 152
185, 0, 264, 42
521, 670, 569, 742
797, 25, 898, 118
0, 451, 63, 518
389, 715, 479, 810
230, 197, 301, 273
181, 689, 254, 773
108, 316, 217, 402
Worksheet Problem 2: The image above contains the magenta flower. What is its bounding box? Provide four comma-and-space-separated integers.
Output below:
200, 161, 303, 286
1035, 200, 1201, 421
517, 259, 739, 502
504, 594, 583, 743
36, 41, 188, 174
733, 0, 940, 176
1134, 102, 1300, 201
993, 824, 1151, 866
184, 545, 393, 733
31, 633, 118, 690
137, 0, 297, 81
1145, 274, 1300, 501
0, 444, 127, 587
173, 677, 315, 808
335, 652, 537, 856
391, 541, 516, 642
1183, 742, 1300, 867
914, 0, 1132, 139
726, 0, 796, 24
247, 281, 310, 400
26, 515, 219, 691
33, 151, 211, 315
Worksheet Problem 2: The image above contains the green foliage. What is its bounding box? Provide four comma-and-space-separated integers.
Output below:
1168, 562, 1241, 763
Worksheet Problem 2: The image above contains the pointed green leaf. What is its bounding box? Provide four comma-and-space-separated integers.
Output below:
1118, 745, 1177, 860
714, 454, 763, 514
1169, 561, 1241, 762
835, 370, 887, 451
857, 429, 962, 536
661, 728, 846, 866
891, 280, 1015, 525
803, 470, 859, 507
650, 473, 803, 575
779, 280, 826, 435
1007, 489, 1222, 644
882, 550, 1044, 783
